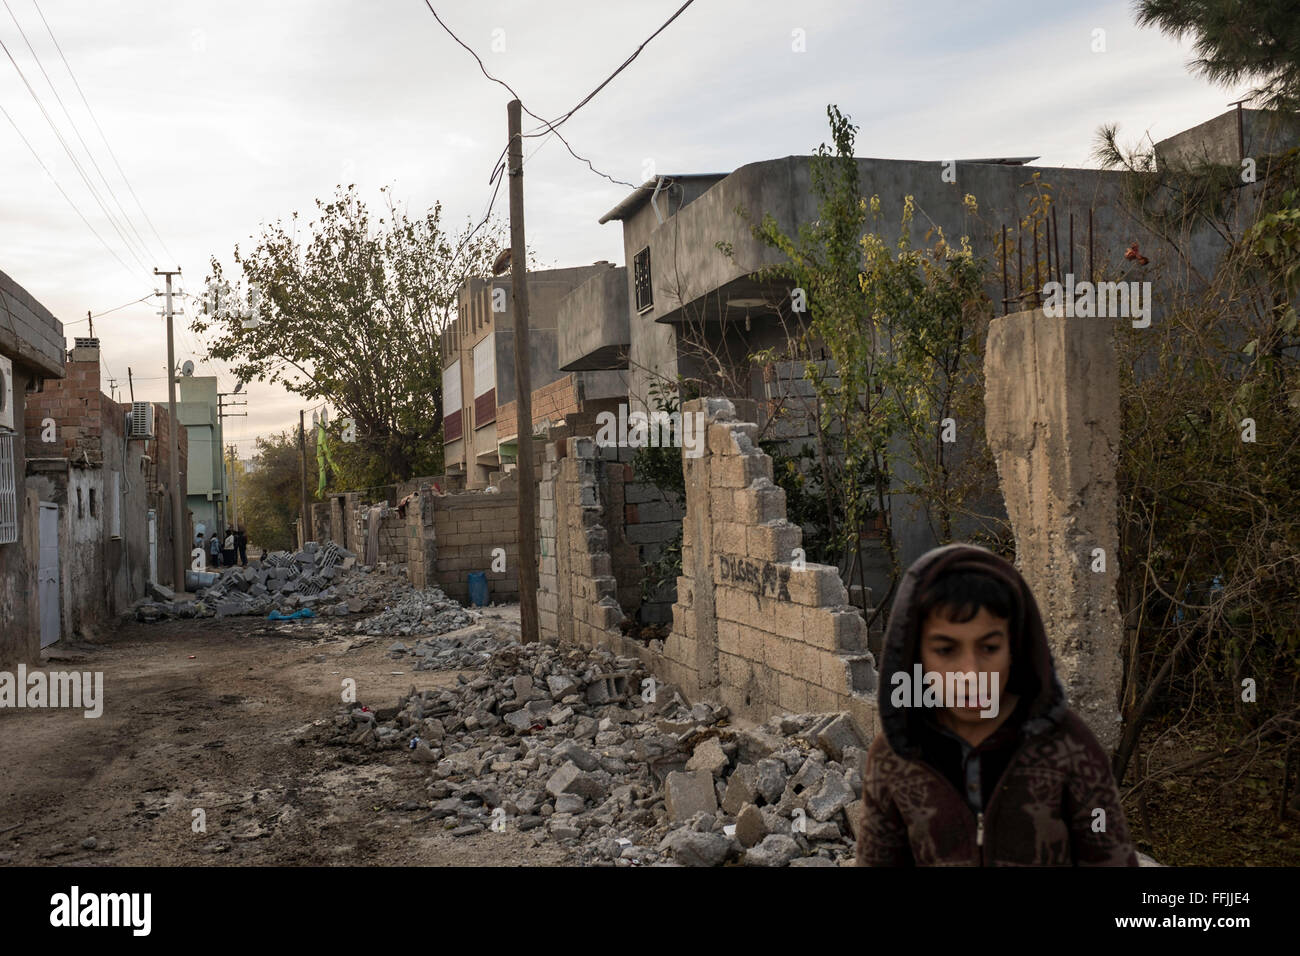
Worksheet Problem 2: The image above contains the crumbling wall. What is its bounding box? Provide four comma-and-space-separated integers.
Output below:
539, 399, 878, 733
668, 398, 878, 732
406, 483, 437, 589
538, 437, 635, 647
984, 307, 1123, 750
431, 475, 520, 604
311, 502, 330, 544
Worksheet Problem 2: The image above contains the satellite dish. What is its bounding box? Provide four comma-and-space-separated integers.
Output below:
181, 360, 195, 376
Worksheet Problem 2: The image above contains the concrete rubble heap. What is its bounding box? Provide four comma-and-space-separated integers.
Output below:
356, 589, 476, 638
134, 541, 388, 622
323, 639, 870, 866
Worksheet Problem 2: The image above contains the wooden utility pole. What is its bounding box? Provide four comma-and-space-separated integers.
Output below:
299, 409, 309, 550
154, 268, 186, 594
507, 99, 538, 643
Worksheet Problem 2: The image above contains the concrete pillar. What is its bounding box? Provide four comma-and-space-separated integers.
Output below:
983, 307, 1123, 750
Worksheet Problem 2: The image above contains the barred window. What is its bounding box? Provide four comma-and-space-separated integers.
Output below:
634, 246, 653, 313
0, 431, 16, 545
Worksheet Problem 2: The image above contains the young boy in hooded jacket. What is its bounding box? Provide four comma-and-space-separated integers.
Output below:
855, 543, 1137, 866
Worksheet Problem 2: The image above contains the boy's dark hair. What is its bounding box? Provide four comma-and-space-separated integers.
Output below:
916, 569, 1015, 627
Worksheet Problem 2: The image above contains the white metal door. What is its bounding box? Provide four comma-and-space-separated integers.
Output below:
38, 502, 59, 647
147, 509, 158, 583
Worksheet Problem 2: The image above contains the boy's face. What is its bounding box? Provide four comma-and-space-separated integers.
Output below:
919, 605, 1012, 729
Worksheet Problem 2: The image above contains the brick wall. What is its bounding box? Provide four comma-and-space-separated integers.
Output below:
496, 373, 582, 443
24, 351, 103, 462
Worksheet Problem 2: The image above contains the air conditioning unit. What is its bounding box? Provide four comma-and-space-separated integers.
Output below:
128, 401, 155, 439
0, 355, 13, 431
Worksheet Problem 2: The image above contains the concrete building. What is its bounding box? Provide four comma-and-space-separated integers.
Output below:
177, 372, 224, 536
24, 338, 189, 641
0, 268, 66, 664
589, 111, 1277, 589
440, 264, 626, 488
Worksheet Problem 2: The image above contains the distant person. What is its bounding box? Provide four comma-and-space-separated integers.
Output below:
208, 532, 221, 569
236, 526, 248, 567
194, 532, 206, 567
223, 527, 237, 568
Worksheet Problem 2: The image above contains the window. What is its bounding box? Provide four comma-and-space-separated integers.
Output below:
0, 431, 16, 544
77, 487, 83, 520
89, 487, 97, 519
634, 246, 653, 313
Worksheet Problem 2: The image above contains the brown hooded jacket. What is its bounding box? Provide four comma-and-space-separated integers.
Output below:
855, 543, 1137, 866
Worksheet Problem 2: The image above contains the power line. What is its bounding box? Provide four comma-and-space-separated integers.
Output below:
418, 3, 641, 188
0, 31, 151, 274
0, 99, 143, 283
30, 0, 178, 265
3, 0, 157, 266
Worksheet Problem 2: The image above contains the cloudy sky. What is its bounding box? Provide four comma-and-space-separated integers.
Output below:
0, 0, 1242, 454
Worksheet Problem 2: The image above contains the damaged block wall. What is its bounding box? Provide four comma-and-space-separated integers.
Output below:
406, 483, 437, 589
668, 398, 878, 733
538, 437, 635, 648
431, 475, 520, 604
536, 398, 877, 734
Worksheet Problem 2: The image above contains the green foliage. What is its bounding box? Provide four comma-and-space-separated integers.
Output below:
239, 431, 313, 552
1135, 0, 1300, 111
747, 105, 994, 599
192, 185, 502, 486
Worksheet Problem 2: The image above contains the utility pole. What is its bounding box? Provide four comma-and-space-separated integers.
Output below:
227, 444, 239, 528
507, 99, 538, 643
154, 267, 185, 594
299, 410, 309, 550
217, 391, 247, 532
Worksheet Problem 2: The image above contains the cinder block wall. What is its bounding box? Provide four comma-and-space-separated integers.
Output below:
430, 475, 520, 603
406, 483, 437, 589
666, 397, 878, 732
538, 436, 629, 648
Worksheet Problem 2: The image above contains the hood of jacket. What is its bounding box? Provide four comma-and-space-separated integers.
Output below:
877, 543, 1066, 757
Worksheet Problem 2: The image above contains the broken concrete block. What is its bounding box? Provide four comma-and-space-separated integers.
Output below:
664, 769, 717, 823
744, 833, 801, 867
546, 762, 606, 801
815, 712, 866, 762
735, 802, 766, 848
661, 828, 732, 867
807, 769, 854, 822
685, 737, 729, 777
721, 764, 758, 815
755, 758, 788, 804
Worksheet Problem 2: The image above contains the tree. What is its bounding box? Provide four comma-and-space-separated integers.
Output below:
239, 431, 313, 552
745, 105, 995, 614
1135, 0, 1300, 110
191, 185, 505, 485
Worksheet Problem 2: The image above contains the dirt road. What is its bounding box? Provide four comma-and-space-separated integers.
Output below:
0, 611, 569, 866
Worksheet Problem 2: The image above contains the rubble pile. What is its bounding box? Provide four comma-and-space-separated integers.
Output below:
385, 626, 506, 670
133, 542, 398, 622
326, 640, 867, 866
356, 588, 476, 638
